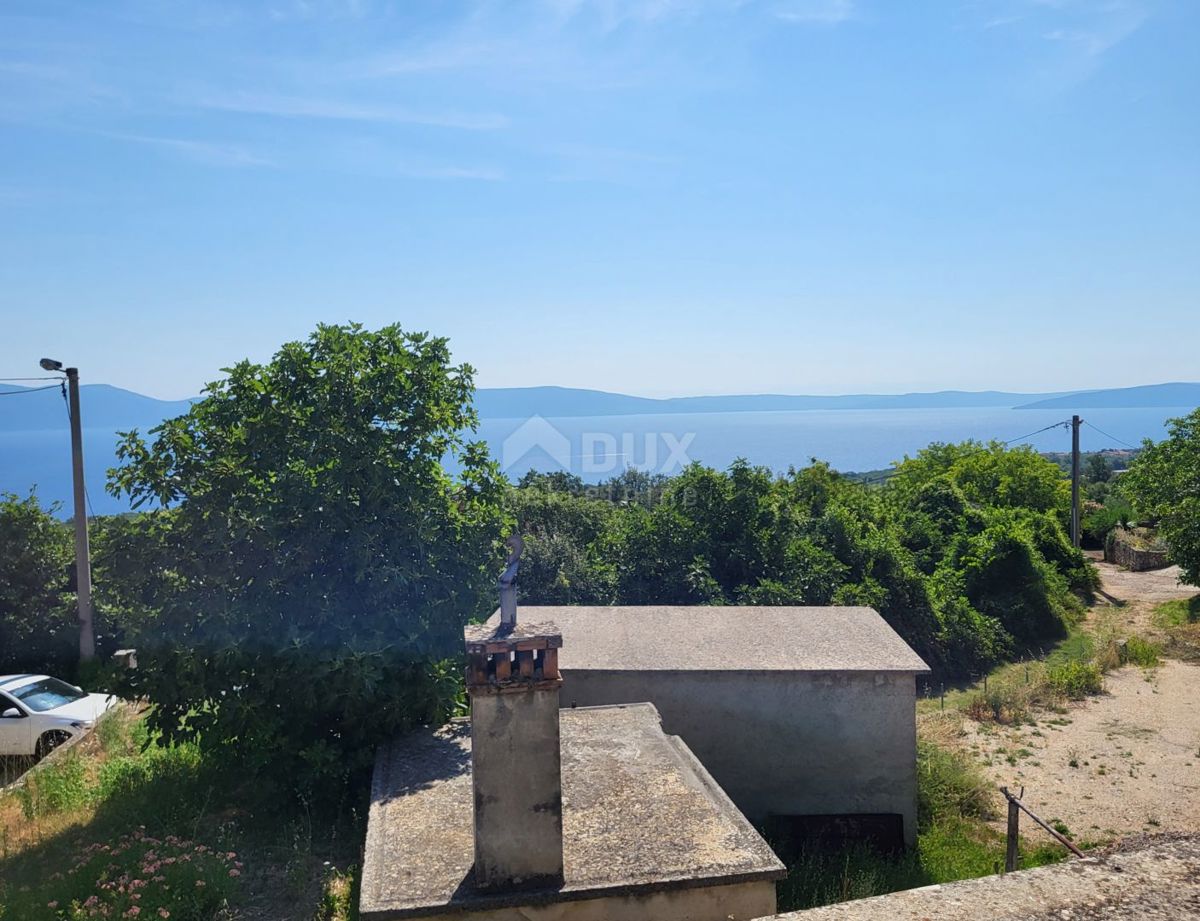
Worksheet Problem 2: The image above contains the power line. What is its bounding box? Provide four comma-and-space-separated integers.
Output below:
0, 384, 61, 396
0, 376, 63, 382
1003, 420, 1071, 446
1083, 420, 1139, 451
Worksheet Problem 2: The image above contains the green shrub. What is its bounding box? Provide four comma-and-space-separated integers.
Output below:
1047, 660, 1103, 699
1122, 636, 1162, 668
0, 492, 75, 676
1082, 500, 1134, 546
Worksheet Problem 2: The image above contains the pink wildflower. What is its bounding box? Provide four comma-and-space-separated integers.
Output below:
229, 868, 241, 878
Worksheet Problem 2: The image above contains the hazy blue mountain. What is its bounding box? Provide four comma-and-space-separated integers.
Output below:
1, 383, 1083, 436
0, 383, 194, 432
1016, 383, 1200, 410
473, 387, 1070, 418
2, 380, 1187, 517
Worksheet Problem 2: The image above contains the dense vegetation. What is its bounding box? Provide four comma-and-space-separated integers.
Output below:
99, 323, 508, 791
13, 323, 1198, 921
512, 441, 1096, 676
1123, 407, 1200, 584
0, 324, 1102, 794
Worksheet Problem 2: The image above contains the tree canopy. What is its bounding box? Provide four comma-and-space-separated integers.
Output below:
1123, 408, 1200, 585
0, 492, 75, 675
510, 443, 1094, 676
106, 323, 508, 788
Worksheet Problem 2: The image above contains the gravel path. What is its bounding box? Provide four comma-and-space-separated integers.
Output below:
1091, 561, 1194, 636
959, 564, 1200, 842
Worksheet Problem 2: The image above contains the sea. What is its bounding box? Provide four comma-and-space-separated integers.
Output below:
2, 405, 1191, 516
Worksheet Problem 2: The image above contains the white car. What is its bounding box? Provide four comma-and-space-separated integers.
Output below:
0, 674, 118, 759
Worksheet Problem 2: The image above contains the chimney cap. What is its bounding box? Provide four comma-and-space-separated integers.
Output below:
464, 622, 562, 692
464, 621, 562, 656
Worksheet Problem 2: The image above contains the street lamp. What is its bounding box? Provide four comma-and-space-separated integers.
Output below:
41, 358, 95, 662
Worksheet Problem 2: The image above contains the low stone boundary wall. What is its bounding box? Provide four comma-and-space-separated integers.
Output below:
1105, 529, 1170, 571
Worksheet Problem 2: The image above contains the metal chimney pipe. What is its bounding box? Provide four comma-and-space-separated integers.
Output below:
498, 535, 523, 629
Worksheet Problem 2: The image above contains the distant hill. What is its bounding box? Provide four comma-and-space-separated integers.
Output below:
0, 384, 1081, 434
1, 380, 1187, 517
0, 383, 193, 432
1016, 383, 1200, 410
473, 387, 1070, 418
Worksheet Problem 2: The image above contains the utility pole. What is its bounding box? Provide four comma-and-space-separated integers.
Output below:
66, 368, 95, 661
42, 358, 94, 662
1070, 414, 1082, 549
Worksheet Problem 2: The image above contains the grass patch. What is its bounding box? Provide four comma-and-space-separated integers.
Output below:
0, 708, 364, 921
1153, 596, 1200, 629
317, 865, 359, 921
0, 828, 240, 921
773, 740, 1068, 912
917, 740, 993, 824
15, 753, 90, 820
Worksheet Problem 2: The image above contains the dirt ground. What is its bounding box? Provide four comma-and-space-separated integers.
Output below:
952, 562, 1200, 843
1093, 561, 1195, 635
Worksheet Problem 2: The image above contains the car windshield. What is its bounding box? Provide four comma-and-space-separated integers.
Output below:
9, 678, 88, 712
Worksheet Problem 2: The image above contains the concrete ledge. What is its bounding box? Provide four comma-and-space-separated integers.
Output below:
772, 834, 1200, 920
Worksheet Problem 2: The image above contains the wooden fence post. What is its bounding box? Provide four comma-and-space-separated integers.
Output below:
1005, 791, 1020, 873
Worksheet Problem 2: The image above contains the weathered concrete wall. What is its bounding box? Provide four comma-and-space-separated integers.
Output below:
561, 670, 919, 846
415, 879, 775, 921
470, 688, 564, 889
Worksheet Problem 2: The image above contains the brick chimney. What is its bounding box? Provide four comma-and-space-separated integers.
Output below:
463, 621, 564, 891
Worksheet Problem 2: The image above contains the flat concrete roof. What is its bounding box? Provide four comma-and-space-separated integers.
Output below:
486, 606, 930, 673
359, 703, 785, 919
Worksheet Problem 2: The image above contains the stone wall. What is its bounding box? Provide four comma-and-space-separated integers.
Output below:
1105, 528, 1170, 571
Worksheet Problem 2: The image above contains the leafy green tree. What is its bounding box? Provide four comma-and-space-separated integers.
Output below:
0, 492, 75, 674
507, 485, 617, 603
1084, 454, 1111, 484
890, 441, 1069, 520
107, 323, 508, 790
1123, 408, 1200, 584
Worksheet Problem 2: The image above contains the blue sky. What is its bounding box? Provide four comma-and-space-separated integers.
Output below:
1, 0, 1196, 400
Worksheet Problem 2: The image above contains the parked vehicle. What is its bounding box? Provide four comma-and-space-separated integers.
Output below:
0, 674, 118, 759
